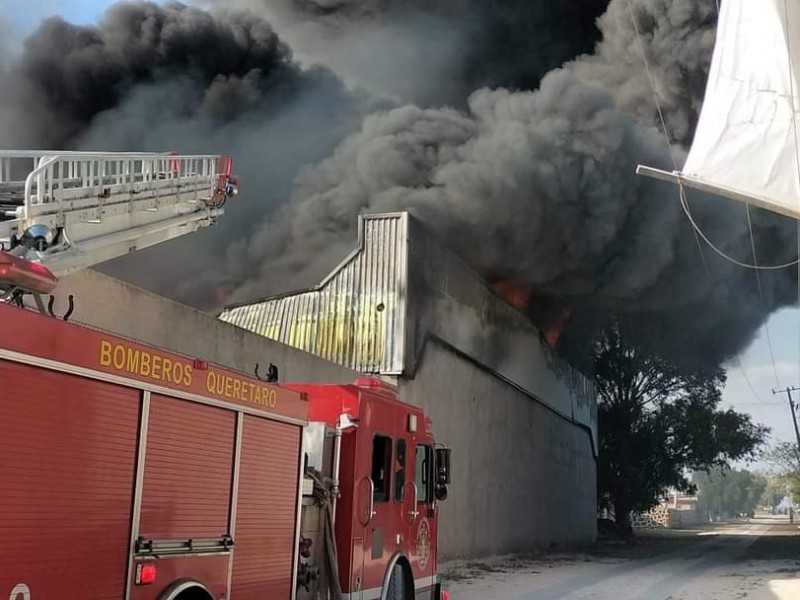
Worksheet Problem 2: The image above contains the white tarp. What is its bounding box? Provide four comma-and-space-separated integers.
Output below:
682, 0, 800, 216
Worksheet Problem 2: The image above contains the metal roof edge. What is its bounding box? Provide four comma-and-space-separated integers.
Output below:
220, 212, 411, 314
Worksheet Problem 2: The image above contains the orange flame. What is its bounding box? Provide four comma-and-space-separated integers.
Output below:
544, 307, 572, 348
490, 279, 572, 349
491, 280, 534, 311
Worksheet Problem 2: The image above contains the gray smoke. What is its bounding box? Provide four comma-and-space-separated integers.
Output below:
3, 0, 795, 366
222, 0, 799, 367
573, 0, 718, 145
0, 1, 375, 304
221, 0, 610, 106
0, 1, 300, 147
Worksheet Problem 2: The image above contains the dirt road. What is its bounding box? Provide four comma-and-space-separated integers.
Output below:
440, 517, 800, 600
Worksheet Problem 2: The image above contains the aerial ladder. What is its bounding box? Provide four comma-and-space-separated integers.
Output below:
0, 150, 239, 312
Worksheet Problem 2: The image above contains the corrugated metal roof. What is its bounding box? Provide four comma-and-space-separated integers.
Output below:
220, 213, 408, 373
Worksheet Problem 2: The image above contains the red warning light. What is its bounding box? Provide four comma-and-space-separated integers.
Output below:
135, 563, 157, 585
0, 251, 57, 294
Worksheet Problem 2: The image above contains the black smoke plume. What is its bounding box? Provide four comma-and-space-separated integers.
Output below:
0, 0, 373, 304
2, 0, 795, 368
0, 1, 303, 147
222, 0, 610, 107
219, 0, 799, 368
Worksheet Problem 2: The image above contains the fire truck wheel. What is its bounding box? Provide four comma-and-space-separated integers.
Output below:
385, 562, 413, 600
158, 579, 214, 600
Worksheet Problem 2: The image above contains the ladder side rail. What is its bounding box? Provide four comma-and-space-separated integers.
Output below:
19, 153, 224, 227
0, 150, 237, 299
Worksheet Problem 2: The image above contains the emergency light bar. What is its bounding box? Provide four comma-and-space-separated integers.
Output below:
0, 251, 58, 294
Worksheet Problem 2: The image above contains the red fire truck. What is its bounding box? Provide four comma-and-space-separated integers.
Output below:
0, 151, 451, 600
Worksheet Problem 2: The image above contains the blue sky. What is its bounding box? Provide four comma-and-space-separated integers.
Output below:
722, 308, 800, 455
6, 0, 800, 457
5, 0, 116, 33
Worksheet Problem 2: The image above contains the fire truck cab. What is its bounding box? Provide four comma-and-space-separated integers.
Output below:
0, 149, 451, 600
0, 303, 450, 600
291, 380, 451, 600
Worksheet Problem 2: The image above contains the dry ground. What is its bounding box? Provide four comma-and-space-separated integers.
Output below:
440, 516, 800, 599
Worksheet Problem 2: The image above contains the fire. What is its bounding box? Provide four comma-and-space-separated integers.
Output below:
213, 286, 233, 305
491, 280, 533, 311
544, 307, 572, 349
490, 279, 572, 349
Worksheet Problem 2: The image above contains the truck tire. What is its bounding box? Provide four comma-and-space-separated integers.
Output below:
159, 580, 214, 600
385, 562, 414, 600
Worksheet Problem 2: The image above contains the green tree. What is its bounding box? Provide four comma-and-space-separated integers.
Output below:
762, 442, 800, 502
693, 467, 767, 519
590, 317, 768, 536
761, 475, 790, 511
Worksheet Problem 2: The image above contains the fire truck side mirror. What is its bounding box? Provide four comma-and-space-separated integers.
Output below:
435, 447, 451, 486
434, 484, 449, 502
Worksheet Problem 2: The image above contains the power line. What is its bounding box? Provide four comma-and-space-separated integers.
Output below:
731, 355, 767, 405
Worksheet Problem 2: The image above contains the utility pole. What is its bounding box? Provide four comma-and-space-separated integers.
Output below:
772, 386, 800, 452
773, 387, 800, 524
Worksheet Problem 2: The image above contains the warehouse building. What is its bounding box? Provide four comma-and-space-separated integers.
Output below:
219, 212, 598, 557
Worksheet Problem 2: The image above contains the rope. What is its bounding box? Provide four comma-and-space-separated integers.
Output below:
627, 0, 800, 271
784, 0, 800, 188
783, 0, 800, 407
745, 203, 782, 388
679, 187, 800, 270
624, 0, 678, 171
625, 0, 776, 402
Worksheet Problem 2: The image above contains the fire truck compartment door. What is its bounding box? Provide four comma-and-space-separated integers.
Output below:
0, 361, 140, 598
138, 395, 236, 540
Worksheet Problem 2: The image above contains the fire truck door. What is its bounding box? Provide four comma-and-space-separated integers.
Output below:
408, 442, 437, 590
355, 401, 405, 596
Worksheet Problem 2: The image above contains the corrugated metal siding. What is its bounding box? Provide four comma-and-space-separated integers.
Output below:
220, 211, 596, 447
139, 395, 235, 538
220, 213, 408, 373
230, 415, 302, 599
0, 361, 139, 598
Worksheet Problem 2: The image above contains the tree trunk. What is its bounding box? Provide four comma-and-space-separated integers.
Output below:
614, 498, 635, 544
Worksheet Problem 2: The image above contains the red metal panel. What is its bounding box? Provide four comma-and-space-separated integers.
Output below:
230, 415, 302, 599
0, 360, 139, 599
129, 555, 229, 600
139, 395, 235, 538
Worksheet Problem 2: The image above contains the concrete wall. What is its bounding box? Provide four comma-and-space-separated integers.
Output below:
399, 340, 597, 559
57, 270, 358, 385
406, 216, 597, 451
55, 269, 597, 559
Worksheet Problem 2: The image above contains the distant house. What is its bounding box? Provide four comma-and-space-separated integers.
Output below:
632, 492, 700, 529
